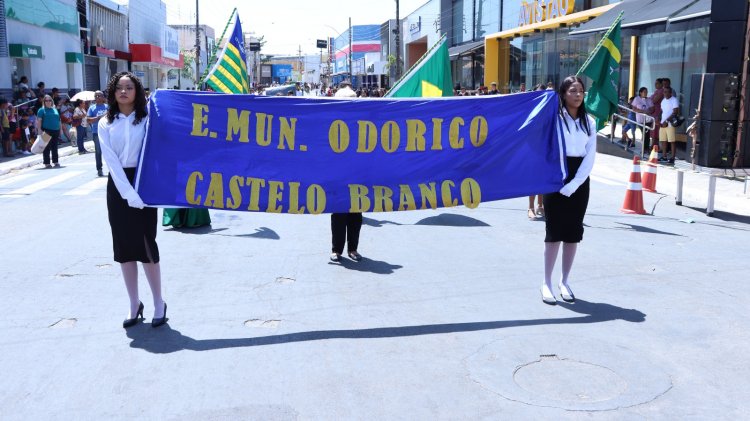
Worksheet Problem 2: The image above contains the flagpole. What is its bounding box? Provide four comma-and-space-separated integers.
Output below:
576, 11, 623, 76
199, 8, 237, 85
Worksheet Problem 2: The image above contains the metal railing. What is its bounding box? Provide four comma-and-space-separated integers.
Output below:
610, 104, 656, 157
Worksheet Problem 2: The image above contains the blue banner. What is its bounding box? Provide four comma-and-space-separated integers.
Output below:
136, 91, 566, 214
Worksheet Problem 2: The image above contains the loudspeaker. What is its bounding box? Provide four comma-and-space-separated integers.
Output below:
688, 120, 737, 167
706, 21, 745, 74
688, 73, 740, 121
739, 122, 750, 167
710, 0, 748, 22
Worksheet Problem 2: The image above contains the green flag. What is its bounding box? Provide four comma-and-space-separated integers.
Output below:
577, 12, 623, 130
385, 35, 453, 98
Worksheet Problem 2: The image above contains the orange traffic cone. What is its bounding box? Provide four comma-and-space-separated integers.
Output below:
641, 145, 659, 193
621, 155, 647, 215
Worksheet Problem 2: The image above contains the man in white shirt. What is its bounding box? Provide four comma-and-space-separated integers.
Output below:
334, 81, 357, 98
659, 87, 680, 163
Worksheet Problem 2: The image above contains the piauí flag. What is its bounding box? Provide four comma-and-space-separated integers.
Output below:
206, 12, 249, 94
577, 12, 623, 130
385, 35, 452, 98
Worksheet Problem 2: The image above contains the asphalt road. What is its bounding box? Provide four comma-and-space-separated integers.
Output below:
1, 149, 749, 419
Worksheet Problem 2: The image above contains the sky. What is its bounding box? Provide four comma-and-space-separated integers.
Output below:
163, 0, 428, 56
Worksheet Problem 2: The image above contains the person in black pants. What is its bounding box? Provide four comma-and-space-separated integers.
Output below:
330, 213, 363, 262
36, 95, 61, 168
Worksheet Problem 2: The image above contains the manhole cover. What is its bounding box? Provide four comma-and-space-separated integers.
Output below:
513, 359, 627, 403
464, 334, 672, 411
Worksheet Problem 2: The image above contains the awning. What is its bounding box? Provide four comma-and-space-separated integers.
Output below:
130, 44, 184, 68
570, 0, 709, 36
449, 39, 484, 57
671, 0, 710, 22
486, 4, 616, 40
65, 52, 84, 63
9, 43, 43, 58
89, 46, 116, 58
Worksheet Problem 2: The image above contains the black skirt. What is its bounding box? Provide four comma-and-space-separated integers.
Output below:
543, 156, 590, 243
107, 168, 160, 263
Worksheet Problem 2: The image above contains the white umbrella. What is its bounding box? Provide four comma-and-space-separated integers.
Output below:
70, 90, 97, 102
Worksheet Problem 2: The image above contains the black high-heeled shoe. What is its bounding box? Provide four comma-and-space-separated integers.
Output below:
151, 302, 168, 328
123, 302, 144, 328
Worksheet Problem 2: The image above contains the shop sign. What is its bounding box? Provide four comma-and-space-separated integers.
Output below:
9, 43, 43, 58
409, 17, 422, 35
518, 0, 574, 27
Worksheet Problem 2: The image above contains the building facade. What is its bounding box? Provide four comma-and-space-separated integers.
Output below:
86, 0, 130, 91
331, 24, 383, 88
170, 24, 215, 89
2, 0, 84, 97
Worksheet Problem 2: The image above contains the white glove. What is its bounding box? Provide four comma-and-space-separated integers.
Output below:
125, 191, 146, 209
559, 183, 576, 197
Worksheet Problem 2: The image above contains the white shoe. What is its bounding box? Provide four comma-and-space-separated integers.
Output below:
559, 282, 575, 303
541, 284, 557, 305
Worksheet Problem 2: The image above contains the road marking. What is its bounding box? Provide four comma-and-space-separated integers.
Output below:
4, 171, 84, 195
0, 173, 35, 188
63, 177, 107, 196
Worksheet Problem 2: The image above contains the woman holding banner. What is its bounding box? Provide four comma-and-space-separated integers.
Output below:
541, 75, 596, 305
99, 71, 167, 328
330, 81, 364, 262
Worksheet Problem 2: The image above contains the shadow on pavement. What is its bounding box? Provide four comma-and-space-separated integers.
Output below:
363, 213, 490, 228
684, 207, 750, 225
363, 217, 402, 227
125, 299, 645, 354
166, 225, 280, 239
329, 256, 403, 274
415, 213, 490, 227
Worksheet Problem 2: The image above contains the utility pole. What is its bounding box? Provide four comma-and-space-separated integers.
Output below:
395, 0, 401, 80
348, 17, 353, 83
195, 0, 200, 87
298, 44, 303, 83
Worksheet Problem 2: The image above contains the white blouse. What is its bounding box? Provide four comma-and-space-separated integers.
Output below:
98, 112, 147, 204
558, 109, 597, 193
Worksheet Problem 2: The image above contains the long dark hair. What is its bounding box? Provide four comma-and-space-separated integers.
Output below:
105, 71, 148, 125
558, 75, 591, 135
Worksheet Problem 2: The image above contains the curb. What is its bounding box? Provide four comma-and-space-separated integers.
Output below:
0, 142, 91, 176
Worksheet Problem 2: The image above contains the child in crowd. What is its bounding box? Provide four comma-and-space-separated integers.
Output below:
17, 111, 32, 154
621, 96, 637, 148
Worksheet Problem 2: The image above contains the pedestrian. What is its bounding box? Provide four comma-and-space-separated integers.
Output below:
650, 79, 664, 157
488, 82, 499, 95
631, 87, 654, 150
72, 100, 89, 154
17, 110, 32, 154
620, 96, 637, 148
36, 95, 62, 168
330, 81, 364, 263
58, 97, 74, 143
527, 83, 547, 219
98, 71, 167, 328
87, 91, 108, 177
541, 75, 596, 305
659, 86, 680, 164
0, 97, 13, 156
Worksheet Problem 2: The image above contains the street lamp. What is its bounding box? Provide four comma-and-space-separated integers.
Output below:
322, 24, 353, 83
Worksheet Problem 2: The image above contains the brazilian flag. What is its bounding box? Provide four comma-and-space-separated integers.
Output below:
578, 12, 623, 130
385, 35, 453, 98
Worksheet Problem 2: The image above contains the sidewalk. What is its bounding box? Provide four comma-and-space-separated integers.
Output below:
0, 139, 96, 175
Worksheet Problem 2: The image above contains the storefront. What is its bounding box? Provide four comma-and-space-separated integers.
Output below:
570, 0, 710, 141
130, 44, 184, 90
484, 2, 615, 93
